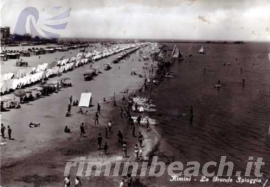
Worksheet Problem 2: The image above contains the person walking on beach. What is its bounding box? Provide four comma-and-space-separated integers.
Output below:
97, 133, 102, 150
97, 103, 101, 114
69, 96, 73, 105
108, 121, 112, 133
130, 117, 135, 129
242, 78, 245, 87
74, 176, 82, 187
134, 102, 138, 111
68, 104, 71, 112
64, 176, 71, 187
126, 173, 133, 187
132, 125, 136, 137
1, 124, 6, 138
137, 115, 142, 126
80, 123, 85, 137
8, 126, 12, 140
122, 141, 127, 158
138, 132, 144, 147
94, 112, 99, 125
120, 107, 124, 118
146, 119, 150, 132
121, 95, 126, 104
104, 142, 108, 155
134, 144, 139, 160
117, 131, 123, 143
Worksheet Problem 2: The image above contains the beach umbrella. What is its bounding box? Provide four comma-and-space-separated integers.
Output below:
14, 89, 26, 97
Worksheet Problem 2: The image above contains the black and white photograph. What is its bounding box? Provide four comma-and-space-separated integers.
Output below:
0, 0, 270, 186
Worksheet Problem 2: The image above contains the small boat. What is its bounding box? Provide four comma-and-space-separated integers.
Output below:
171, 45, 183, 60
199, 46, 205, 54
188, 45, 192, 56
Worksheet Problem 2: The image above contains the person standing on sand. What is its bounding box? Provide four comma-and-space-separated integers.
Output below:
138, 132, 144, 147
137, 115, 142, 126
1, 124, 6, 138
8, 126, 12, 140
64, 176, 71, 187
117, 131, 123, 143
130, 117, 135, 129
97, 133, 102, 150
146, 119, 150, 132
242, 78, 245, 87
104, 142, 108, 155
134, 144, 139, 160
120, 107, 124, 118
97, 103, 101, 114
69, 96, 73, 105
94, 112, 99, 125
122, 141, 128, 158
132, 125, 136, 137
75, 176, 82, 187
108, 121, 112, 133
80, 123, 85, 137
126, 173, 133, 187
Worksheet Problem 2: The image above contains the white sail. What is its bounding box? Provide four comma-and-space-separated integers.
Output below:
199, 46, 205, 54
172, 45, 182, 58
188, 45, 192, 56
158, 49, 165, 58
268, 53, 270, 61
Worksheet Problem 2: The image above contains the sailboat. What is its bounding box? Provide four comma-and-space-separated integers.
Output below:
199, 46, 205, 54
158, 49, 165, 59
171, 45, 182, 59
188, 45, 193, 56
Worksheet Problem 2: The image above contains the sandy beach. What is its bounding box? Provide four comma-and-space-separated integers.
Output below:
1, 43, 162, 186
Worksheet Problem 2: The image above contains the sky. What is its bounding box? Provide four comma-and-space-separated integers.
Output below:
0, 0, 270, 41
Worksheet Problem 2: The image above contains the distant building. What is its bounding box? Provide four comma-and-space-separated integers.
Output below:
1, 27, 11, 45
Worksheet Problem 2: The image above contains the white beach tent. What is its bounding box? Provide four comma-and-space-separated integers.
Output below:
79, 92, 92, 107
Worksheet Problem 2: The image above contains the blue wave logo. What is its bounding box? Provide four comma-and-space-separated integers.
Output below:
14, 6, 71, 39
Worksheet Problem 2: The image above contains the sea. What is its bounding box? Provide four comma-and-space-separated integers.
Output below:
149, 42, 270, 186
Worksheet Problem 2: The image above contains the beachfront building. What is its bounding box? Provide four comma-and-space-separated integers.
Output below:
0, 27, 11, 45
